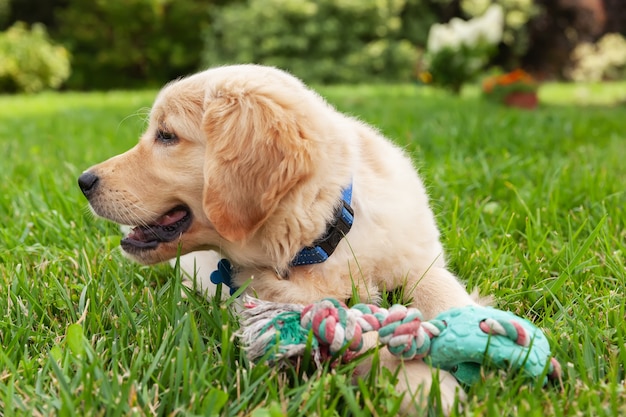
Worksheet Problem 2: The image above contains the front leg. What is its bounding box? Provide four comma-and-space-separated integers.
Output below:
354, 332, 464, 416
404, 266, 477, 320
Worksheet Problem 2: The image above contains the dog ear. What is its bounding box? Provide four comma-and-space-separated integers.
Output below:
201, 90, 313, 242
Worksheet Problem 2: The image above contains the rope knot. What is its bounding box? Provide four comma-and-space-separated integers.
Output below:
297, 300, 444, 360
479, 318, 530, 346
376, 305, 434, 359
301, 298, 363, 355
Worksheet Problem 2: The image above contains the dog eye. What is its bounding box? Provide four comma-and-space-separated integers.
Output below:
156, 129, 178, 145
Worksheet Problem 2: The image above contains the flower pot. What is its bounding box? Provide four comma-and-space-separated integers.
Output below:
503, 91, 538, 109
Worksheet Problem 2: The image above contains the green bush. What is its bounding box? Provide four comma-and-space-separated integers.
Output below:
203, 0, 435, 84
55, 0, 212, 90
0, 22, 70, 93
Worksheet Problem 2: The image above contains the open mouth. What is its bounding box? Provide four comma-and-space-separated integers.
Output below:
120, 206, 192, 252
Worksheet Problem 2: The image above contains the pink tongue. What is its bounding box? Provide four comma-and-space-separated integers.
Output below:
156, 209, 187, 226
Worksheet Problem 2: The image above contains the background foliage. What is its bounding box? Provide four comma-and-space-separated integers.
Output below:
568, 33, 626, 82
0, 22, 70, 93
54, 0, 212, 89
203, 0, 453, 83
0, 0, 625, 89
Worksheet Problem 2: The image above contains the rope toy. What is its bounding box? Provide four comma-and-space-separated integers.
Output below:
240, 297, 561, 386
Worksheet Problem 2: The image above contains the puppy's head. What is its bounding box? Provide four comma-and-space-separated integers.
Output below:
78, 65, 316, 264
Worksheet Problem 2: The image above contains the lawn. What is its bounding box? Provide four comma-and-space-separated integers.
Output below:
0, 82, 625, 416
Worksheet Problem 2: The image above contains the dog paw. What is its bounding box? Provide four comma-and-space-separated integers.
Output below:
396, 362, 463, 416
437, 369, 465, 415
172, 251, 224, 299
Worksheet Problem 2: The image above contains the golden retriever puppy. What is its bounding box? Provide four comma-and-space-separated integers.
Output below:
79, 64, 477, 413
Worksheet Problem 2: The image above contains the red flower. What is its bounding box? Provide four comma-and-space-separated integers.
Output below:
482, 69, 536, 93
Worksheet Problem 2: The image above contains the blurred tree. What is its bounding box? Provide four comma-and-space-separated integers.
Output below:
4, 0, 621, 88
203, 0, 457, 84
523, 0, 605, 78
399, 0, 460, 48
55, 0, 213, 89
0, 0, 9, 29
2, 0, 68, 30
603, 0, 626, 36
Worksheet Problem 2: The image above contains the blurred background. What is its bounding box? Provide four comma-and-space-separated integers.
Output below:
0, 0, 624, 93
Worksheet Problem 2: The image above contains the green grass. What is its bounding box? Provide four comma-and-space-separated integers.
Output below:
1, 82, 625, 416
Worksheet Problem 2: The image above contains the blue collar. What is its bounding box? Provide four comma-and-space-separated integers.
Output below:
291, 182, 354, 266
210, 183, 354, 294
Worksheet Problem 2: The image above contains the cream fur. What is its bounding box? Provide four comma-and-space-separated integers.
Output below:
81, 64, 480, 414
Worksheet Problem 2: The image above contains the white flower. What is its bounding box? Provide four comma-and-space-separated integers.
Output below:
479, 4, 504, 44
427, 4, 503, 52
569, 33, 626, 81
423, 3, 504, 91
463, 17, 487, 47
427, 23, 461, 53
449, 17, 480, 48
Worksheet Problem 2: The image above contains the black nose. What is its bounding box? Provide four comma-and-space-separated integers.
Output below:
78, 171, 100, 198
